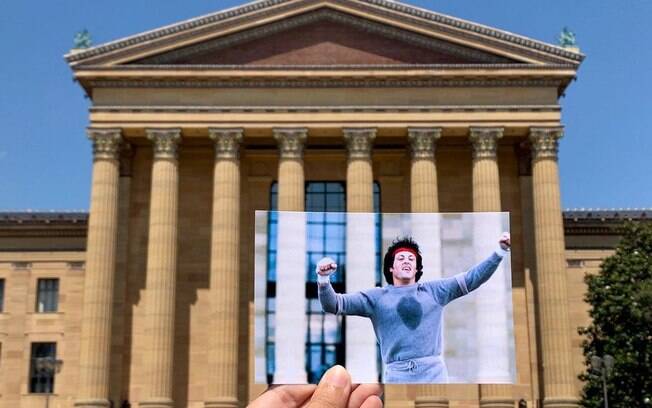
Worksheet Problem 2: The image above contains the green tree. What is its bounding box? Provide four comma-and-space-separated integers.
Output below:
579, 222, 652, 407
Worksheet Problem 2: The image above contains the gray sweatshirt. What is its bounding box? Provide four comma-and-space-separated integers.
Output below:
318, 251, 507, 364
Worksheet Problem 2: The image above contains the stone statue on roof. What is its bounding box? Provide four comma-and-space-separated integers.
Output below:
558, 27, 577, 48
73, 29, 92, 49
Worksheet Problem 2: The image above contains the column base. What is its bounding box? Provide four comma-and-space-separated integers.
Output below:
414, 397, 449, 408
204, 397, 239, 408
543, 398, 579, 408
74, 399, 111, 408
479, 399, 514, 408
140, 397, 175, 408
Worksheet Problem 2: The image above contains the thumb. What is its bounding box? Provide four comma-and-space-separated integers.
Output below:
306, 365, 351, 408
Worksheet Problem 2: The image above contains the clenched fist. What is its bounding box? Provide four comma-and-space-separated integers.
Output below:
499, 232, 511, 250
316, 257, 338, 276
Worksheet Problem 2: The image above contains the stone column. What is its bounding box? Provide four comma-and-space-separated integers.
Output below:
470, 128, 513, 407
75, 128, 122, 408
409, 128, 441, 213
529, 127, 577, 408
205, 129, 243, 408
409, 128, 443, 282
140, 128, 181, 408
343, 128, 378, 382
273, 128, 308, 383
411, 128, 448, 408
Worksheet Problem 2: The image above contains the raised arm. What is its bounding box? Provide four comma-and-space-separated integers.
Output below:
427, 232, 511, 306
316, 258, 375, 317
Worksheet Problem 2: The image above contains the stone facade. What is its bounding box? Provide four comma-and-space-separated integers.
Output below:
1, 0, 622, 407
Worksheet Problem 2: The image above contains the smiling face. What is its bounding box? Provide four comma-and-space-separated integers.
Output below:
390, 250, 417, 285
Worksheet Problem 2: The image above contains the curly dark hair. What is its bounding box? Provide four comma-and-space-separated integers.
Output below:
383, 236, 423, 285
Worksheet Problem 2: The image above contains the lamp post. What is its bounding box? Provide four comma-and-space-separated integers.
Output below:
590, 354, 614, 408
34, 356, 63, 408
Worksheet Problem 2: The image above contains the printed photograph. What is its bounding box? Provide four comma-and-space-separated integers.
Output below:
254, 208, 515, 384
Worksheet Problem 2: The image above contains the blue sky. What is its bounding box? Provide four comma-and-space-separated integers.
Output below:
0, 0, 650, 211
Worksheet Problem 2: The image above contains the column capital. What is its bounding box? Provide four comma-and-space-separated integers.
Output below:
469, 127, 504, 160
343, 128, 376, 160
408, 127, 441, 160
209, 128, 243, 161
87, 128, 122, 161
146, 128, 182, 160
273, 128, 307, 160
529, 127, 563, 161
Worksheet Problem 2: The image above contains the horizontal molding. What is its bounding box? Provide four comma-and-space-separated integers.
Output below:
79, 63, 576, 71
90, 104, 560, 114
89, 78, 564, 89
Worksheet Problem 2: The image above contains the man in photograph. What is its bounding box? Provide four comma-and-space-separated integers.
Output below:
317, 232, 511, 383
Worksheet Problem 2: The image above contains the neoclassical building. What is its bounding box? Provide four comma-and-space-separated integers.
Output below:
0, 0, 609, 407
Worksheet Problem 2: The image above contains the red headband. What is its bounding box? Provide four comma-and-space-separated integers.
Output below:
392, 247, 418, 258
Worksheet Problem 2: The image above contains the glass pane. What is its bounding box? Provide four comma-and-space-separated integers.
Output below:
325, 345, 337, 366
307, 212, 324, 223
308, 183, 325, 193
310, 345, 322, 371
324, 314, 341, 343
309, 314, 322, 343
326, 193, 343, 211
266, 344, 275, 375
267, 317, 275, 342
308, 236, 322, 252
325, 212, 345, 224
326, 183, 344, 193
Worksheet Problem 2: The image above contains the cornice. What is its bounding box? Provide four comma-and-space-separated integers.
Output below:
90, 104, 560, 114
86, 78, 566, 89
77, 63, 576, 71
65, 0, 583, 66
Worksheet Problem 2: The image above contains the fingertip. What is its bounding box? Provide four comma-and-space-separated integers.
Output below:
323, 365, 350, 388
360, 395, 383, 408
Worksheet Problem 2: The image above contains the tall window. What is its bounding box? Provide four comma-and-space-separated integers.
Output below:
36, 279, 59, 313
29, 342, 57, 393
0, 279, 4, 312
266, 181, 381, 383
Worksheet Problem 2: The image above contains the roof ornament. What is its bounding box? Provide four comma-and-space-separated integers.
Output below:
73, 29, 93, 50
558, 27, 577, 49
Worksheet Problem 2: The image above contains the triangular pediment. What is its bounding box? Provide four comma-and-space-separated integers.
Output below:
132, 9, 515, 66
66, 0, 584, 68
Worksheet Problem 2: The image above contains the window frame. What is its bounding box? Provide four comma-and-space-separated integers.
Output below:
265, 180, 381, 383
35, 278, 59, 313
28, 342, 57, 394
